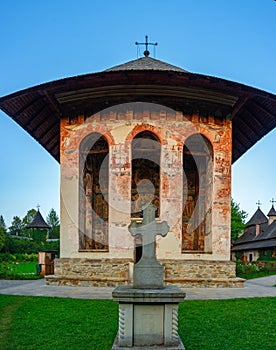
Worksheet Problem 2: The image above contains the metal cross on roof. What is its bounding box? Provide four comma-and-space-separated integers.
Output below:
37, 204, 40, 211
135, 35, 158, 57
270, 198, 275, 206
256, 200, 262, 208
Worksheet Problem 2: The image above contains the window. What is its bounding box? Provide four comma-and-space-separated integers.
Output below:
182, 134, 213, 252
131, 131, 160, 262
79, 133, 109, 251
131, 131, 161, 218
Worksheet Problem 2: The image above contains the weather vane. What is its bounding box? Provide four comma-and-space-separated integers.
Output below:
135, 35, 158, 57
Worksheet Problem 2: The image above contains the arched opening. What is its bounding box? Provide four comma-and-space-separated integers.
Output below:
131, 131, 161, 262
182, 134, 213, 252
79, 133, 109, 251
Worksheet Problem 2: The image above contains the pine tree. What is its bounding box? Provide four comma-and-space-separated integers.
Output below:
0, 215, 6, 231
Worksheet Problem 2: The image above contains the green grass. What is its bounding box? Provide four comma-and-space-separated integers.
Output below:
0, 262, 43, 280
0, 295, 275, 350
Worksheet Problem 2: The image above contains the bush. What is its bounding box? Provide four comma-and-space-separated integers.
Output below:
236, 261, 266, 275
0, 253, 37, 263
3, 236, 60, 256
258, 250, 276, 261
236, 260, 276, 278
5, 236, 39, 254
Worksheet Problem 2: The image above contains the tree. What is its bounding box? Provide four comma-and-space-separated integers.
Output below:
231, 199, 247, 242
9, 216, 23, 236
22, 209, 36, 227
0, 215, 6, 231
0, 227, 6, 252
46, 208, 60, 239
22, 209, 37, 237
0, 215, 7, 252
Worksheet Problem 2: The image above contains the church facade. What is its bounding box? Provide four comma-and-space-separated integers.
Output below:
1, 55, 276, 287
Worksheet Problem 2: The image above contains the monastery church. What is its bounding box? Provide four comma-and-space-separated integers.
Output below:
1, 47, 276, 288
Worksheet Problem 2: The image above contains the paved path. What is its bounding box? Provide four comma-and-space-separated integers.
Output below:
0, 276, 276, 300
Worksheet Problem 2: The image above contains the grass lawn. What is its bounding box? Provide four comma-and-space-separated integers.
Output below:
0, 295, 275, 350
0, 262, 42, 280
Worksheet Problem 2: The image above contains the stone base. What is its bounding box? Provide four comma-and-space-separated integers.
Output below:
112, 285, 186, 349
45, 258, 244, 288
112, 334, 185, 349
133, 263, 164, 289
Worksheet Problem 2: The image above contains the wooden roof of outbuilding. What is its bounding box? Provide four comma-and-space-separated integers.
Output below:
245, 208, 268, 227
267, 205, 276, 217
232, 220, 276, 251
232, 207, 276, 251
0, 56, 275, 163
26, 210, 50, 229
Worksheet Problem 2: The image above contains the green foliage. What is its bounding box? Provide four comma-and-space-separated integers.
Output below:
46, 208, 60, 239
236, 260, 276, 279
3, 235, 59, 255
29, 228, 47, 244
0, 253, 37, 263
231, 199, 247, 241
0, 296, 275, 350
0, 261, 42, 280
258, 249, 276, 261
9, 216, 23, 236
5, 236, 38, 254
0, 215, 6, 230
21, 209, 36, 237
43, 240, 60, 253
0, 227, 6, 252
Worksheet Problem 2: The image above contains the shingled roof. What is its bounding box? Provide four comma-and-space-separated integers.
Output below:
232, 220, 276, 251
267, 205, 276, 217
232, 208, 276, 251
0, 56, 275, 163
26, 210, 50, 230
245, 208, 268, 227
105, 56, 188, 72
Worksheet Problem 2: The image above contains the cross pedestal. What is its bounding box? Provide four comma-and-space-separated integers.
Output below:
112, 202, 186, 349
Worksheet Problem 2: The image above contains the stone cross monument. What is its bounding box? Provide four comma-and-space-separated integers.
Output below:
129, 203, 169, 289
112, 201, 186, 349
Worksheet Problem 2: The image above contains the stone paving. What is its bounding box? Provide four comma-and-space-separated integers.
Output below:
0, 275, 276, 300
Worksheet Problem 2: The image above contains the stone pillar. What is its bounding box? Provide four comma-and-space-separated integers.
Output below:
112, 286, 185, 349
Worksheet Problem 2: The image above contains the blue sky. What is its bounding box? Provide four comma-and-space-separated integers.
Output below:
0, 0, 275, 226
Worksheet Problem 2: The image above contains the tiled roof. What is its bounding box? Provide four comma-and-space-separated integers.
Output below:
26, 210, 50, 229
105, 56, 188, 73
245, 208, 268, 227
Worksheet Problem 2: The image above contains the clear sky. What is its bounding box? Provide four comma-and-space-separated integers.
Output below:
0, 0, 275, 226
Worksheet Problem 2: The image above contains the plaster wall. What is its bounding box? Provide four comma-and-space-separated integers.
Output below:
59, 104, 232, 263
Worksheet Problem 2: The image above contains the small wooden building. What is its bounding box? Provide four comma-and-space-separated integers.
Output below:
232, 204, 276, 262
26, 210, 54, 275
